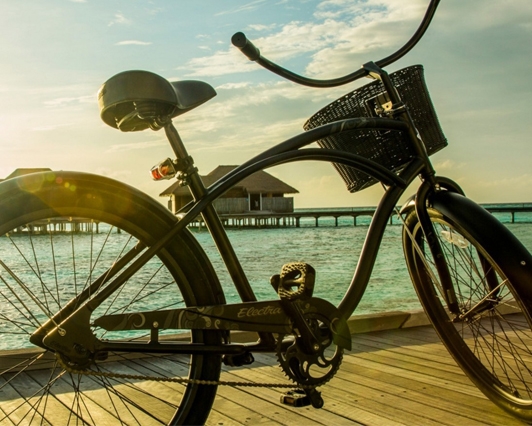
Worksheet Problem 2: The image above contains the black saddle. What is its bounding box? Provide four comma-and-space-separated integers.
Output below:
98, 70, 216, 132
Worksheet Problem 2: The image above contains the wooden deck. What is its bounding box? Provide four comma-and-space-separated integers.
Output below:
1, 317, 527, 425
208, 324, 525, 426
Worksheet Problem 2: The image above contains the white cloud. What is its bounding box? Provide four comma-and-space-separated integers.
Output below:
31, 123, 72, 132
248, 24, 277, 32
215, 0, 268, 16
433, 159, 466, 172
106, 139, 168, 153
179, 49, 255, 77
95, 167, 132, 181
115, 40, 152, 46
216, 82, 252, 90
43, 94, 94, 108
180, 0, 426, 79
108, 12, 130, 26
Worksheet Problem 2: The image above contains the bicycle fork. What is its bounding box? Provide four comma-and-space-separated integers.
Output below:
410, 178, 501, 319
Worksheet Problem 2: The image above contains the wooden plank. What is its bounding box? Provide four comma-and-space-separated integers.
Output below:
219, 353, 396, 426
139, 355, 309, 425
215, 364, 363, 426
3, 322, 530, 425
0, 372, 70, 425
26, 369, 150, 425
246, 346, 487, 426
335, 361, 519, 425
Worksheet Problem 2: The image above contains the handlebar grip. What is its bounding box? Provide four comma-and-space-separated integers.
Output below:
231, 32, 260, 61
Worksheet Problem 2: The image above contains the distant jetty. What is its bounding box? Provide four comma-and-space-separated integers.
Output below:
195, 203, 532, 229
5, 204, 532, 234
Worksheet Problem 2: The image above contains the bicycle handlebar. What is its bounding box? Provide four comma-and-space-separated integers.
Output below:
232, 0, 440, 88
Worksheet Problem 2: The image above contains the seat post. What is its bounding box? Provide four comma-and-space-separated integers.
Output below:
163, 121, 208, 200
163, 121, 267, 311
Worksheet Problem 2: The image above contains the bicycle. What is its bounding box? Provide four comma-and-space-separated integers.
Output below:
1, 0, 532, 424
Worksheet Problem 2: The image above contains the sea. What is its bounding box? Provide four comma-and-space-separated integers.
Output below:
192, 205, 532, 315
2, 204, 532, 351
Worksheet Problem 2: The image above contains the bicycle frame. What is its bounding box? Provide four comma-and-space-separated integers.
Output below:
167, 119, 426, 322
37, 0, 452, 360
35, 113, 433, 359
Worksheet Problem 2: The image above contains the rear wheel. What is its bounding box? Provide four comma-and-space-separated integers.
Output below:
0, 172, 224, 425
403, 207, 532, 420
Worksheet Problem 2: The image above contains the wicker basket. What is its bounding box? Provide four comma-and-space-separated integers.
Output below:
304, 65, 447, 193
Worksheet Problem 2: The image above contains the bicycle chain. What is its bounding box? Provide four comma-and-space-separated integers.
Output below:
56, 354, 313, 390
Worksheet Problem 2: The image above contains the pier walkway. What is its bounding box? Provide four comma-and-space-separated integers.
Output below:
1, 311, 526, 425
209, 203, 532, 228
207, 312, 524, 425
7, 204, 532, 233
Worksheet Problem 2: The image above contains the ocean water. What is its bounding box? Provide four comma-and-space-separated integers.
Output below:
193, 210, 532, 315
1, 207, 531, 351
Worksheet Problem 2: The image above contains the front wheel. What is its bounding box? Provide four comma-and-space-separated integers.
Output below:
403, 201, 532, 421
0, 172, 224, 425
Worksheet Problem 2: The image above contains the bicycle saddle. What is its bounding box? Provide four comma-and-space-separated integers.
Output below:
98, 70, 216, 131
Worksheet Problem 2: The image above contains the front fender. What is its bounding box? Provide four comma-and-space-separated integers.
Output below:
431, 190, 532, 302
399, 193, 416, 216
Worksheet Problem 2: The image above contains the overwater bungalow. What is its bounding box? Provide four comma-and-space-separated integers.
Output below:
160, 165, 299, 215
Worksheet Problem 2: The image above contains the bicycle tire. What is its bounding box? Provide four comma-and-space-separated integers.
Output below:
0, 171, 224, 425
403, 199, 532, 421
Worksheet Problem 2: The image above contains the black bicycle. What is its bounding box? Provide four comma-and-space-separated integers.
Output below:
2, 0, 532, 424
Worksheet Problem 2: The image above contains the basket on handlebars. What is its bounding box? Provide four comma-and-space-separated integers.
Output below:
304, 65, 447, 193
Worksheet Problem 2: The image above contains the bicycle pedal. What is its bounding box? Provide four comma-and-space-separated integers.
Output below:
270, 262, 315, 301
280, 388, 324, 409
280, 389, 311, 407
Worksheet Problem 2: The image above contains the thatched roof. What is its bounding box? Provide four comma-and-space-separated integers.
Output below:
160, 165, 299, 197
1, 168, 52, 182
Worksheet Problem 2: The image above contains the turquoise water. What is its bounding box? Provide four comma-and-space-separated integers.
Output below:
193, 210, 532, 315
1, 207, 531, 351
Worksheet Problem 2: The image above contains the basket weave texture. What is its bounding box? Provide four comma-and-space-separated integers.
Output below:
303, 65, 447, 193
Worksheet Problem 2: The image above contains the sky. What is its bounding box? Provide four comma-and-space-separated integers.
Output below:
1, 0, 531, 208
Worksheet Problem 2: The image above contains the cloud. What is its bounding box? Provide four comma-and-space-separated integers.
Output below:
31, 123, 72, 132
108, 12, 131, 26
95, 167, 132, 181
43, 94, 94, 108
106, 139, 168, 153
179, 49, 255, 77
216, 82, 252, 90
215, 0, 268, 16
248, 24, 277, 32
115, 40, 152, 46
433, 159, 466, 172
180, 0, 426, 78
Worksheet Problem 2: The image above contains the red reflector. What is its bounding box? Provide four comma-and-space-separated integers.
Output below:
151, 167, 163, 180
150, 158, 177, 181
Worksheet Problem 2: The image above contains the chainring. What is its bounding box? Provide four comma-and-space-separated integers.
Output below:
276, 311, 343, 387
